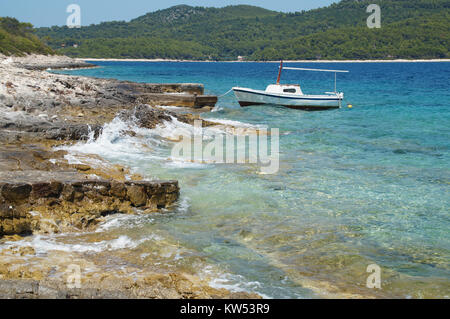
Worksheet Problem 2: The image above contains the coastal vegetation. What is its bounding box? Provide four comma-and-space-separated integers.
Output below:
0, 17, 54, 56
33, 0, 449, 60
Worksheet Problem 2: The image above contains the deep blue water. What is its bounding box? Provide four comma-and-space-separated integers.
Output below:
56, 61, 450, 298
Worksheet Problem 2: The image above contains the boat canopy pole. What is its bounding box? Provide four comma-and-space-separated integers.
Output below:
283, 67, 349, 93
276, 60, 283, 84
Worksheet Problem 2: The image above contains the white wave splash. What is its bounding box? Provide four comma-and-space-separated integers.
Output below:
57, 108, 260, 169
200, 265, 271, 299
95, 213, 156, 233
0, 234, 159, 254
206, 117, 266, 129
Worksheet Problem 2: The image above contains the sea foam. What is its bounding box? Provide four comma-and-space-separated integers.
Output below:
0, 234, 159, 255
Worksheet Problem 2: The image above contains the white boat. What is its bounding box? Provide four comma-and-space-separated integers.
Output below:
233, 61, 349, 110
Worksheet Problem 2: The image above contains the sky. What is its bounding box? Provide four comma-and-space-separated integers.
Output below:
0, 0, 338, 27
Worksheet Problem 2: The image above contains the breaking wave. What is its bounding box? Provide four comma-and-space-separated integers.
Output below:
95, 214, 156, 233
200, 265, 271, 299
57, 107, 259, 169
0, 234, 160, 254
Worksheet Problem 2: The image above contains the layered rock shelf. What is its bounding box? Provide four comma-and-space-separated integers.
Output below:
141, 93, 218, 109
0, 179, 179, 236
116, 81, 204, 95
0, 54, 217, 111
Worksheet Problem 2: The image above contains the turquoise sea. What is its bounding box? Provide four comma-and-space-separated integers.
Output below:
50, 61, 449, 298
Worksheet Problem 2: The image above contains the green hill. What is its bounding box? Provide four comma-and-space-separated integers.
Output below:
0, 17, 54, 56
35, 1, 450, 60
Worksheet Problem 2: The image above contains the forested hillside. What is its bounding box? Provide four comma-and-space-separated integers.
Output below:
0, 17, 54, 56
34, 1, 450, 60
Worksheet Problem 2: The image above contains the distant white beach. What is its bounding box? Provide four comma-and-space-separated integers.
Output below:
77, 58, 450, 63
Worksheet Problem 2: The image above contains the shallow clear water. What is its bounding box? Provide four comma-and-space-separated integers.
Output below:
49, 61, 450, 298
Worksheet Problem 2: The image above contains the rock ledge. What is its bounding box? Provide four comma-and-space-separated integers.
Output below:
0, 179, 179, 236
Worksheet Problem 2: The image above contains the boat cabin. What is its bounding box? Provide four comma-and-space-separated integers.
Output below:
266, 84, 303, 95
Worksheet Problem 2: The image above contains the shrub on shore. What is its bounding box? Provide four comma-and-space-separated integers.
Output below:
0, 17, 55, 56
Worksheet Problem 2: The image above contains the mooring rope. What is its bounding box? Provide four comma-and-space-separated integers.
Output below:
218, 88, 234, 98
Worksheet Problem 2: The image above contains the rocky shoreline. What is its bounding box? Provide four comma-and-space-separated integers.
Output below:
0, 54, 258, 299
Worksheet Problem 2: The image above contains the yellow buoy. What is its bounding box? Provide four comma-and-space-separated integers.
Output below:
348, 104, 353, 108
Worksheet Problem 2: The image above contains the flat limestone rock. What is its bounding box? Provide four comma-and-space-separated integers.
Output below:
0, 54, 214, 111
0, 177, 180, 236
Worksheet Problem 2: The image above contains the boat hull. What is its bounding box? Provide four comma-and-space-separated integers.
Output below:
233, 88, 342, 110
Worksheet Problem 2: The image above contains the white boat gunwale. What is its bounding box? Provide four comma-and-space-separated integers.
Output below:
232, 61, 349, 110
232, 87, 342, 101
